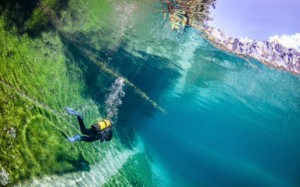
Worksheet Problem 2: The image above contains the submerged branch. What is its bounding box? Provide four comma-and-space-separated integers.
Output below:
58, 32, 166, 113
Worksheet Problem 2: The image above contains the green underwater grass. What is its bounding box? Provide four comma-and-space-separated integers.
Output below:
103, 153, 156, 187
0, 16, 101, 184
0, 0, 114, 182
0, 0, 158, 185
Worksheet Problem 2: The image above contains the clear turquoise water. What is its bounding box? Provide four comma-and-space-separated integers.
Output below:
120, 16, 300, 186
92, 2, 300, 184
12, 1, 299, 186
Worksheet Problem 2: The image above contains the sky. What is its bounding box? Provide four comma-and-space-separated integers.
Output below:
209, 0, 300, 41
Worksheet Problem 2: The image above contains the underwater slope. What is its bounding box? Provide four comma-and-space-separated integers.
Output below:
0, 0, 167, 186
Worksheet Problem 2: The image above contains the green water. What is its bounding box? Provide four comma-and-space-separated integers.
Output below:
0, 0, 299, 186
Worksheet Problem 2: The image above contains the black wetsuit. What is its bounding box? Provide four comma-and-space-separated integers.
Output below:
77, 116, 113, 142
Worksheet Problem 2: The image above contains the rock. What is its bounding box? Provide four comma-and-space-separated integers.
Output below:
206, 27, 300, 74
0, 167, 9, 186
7, 127, 16, 139
164, 0, 216, 30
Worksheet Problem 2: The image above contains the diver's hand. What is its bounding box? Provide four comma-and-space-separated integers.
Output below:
67, 135, 81, 142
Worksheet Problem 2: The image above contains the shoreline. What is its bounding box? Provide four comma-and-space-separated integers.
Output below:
164, 0, 300, 75
200, 26, 300, 75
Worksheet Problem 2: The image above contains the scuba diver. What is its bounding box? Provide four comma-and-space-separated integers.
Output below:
65, 107, 113, 143
65, 77, 125, 142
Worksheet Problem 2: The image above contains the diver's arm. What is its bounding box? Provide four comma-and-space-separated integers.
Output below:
103, 129, 113, 141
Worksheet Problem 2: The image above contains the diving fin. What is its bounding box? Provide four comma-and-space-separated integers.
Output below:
67, 135, 81, 142
65, 107, 81, 116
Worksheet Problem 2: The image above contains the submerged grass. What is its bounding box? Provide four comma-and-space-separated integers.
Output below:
0, 26, 154, 180
0, 0, 166, 185
0, 16, 104, 184
103, 153, 156, 187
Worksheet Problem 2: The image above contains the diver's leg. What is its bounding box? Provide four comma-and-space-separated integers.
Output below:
77, 116, 93, 135
79, 135, 98, 142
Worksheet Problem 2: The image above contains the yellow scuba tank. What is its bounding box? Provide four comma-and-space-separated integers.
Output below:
93, 119, 111, 132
